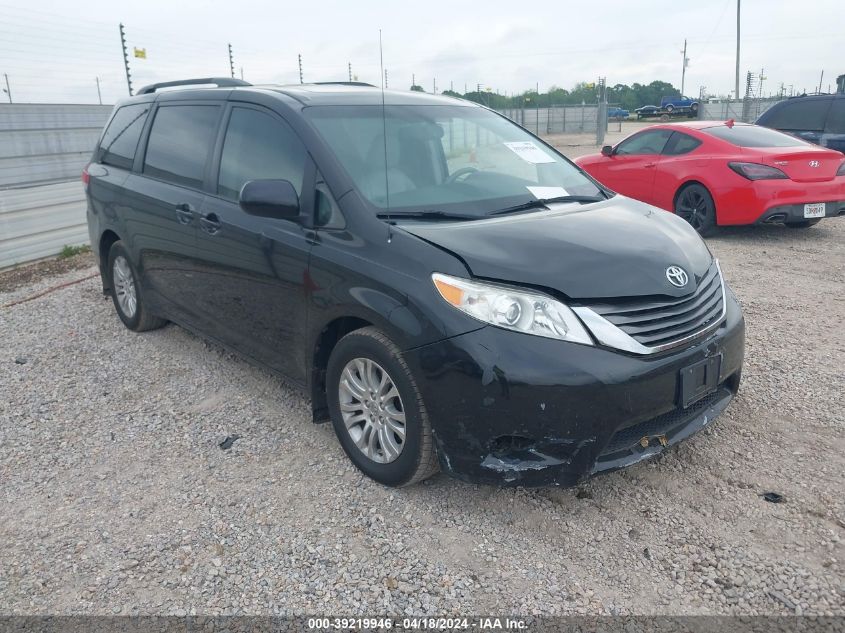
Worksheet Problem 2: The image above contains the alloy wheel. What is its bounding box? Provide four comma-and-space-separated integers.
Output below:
112, 255, 137, 318
676, 188, 711, 232
338, 358, 406, 464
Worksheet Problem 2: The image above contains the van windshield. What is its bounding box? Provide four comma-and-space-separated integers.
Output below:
305, 104, 605, 217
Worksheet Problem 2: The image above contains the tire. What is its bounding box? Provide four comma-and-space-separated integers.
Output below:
660, 114, 670, 122
107, 241, 166, 332
675, 183, 717, 236
326, 327, 439, 487
691, 103, 699, 114
665, 104, 674, 113
785, 219, 821, 228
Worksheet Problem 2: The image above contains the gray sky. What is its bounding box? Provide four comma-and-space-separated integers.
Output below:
0, 0, 842, 104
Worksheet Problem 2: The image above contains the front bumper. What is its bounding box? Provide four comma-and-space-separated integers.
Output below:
403, 294, 745, 487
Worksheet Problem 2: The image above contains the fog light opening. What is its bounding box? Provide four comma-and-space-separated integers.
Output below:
489, 435, 535, 459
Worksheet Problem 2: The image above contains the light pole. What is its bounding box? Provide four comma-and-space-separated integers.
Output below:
734, 0, 741, 100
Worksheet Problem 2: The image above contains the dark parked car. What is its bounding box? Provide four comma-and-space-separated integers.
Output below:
756, 94, 845, 154
635, 105, 661, 119
84, 78, 745, 488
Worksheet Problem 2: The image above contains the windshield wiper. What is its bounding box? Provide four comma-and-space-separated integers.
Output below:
377, 210, 479, 221
488, 195, 607, 217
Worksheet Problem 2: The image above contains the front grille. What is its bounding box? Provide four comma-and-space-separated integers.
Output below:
584, 262, 724, 349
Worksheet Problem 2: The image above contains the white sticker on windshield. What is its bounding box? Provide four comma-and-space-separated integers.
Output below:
504, 141, 556, 164
527, 186, 569, 199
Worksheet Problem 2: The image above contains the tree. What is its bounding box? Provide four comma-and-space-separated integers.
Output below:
410, 84, 425, 92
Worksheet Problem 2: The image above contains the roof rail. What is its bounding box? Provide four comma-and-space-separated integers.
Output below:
312, 81, 376, 88
136, 77, 251, 95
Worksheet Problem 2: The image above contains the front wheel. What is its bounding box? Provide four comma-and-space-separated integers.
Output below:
326, 327, 439, 487
675, 184, 717, 236
665, 104, 675, 113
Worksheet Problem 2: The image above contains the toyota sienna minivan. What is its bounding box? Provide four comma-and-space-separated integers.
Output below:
85, 78, 745, 487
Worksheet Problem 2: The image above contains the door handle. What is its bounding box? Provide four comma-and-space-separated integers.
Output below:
199, 212, 222, 235
175, 203, 196, 225
643, 162, 656, 168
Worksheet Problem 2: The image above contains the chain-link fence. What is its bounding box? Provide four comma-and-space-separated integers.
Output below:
497, 104, 600, 135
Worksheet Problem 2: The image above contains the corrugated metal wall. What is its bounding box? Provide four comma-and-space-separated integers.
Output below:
699, 98, 784, 123
0, 103, 113, 269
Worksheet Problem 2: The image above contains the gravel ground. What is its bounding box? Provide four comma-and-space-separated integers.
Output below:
1, 197, 843, 617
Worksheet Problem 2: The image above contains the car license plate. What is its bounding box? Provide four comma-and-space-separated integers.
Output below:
804, 203, 825, 218
679, 355, 721, 408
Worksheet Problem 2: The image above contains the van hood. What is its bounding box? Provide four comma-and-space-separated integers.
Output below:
399, 198, 713, 300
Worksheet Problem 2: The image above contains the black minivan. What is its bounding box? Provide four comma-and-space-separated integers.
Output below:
756, 93, 845, 154
85, 78, 745, 487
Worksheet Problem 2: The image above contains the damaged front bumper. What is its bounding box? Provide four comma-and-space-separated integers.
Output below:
402, 294, 745, 487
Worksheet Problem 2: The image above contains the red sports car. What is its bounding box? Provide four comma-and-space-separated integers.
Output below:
575, 121, 845, 234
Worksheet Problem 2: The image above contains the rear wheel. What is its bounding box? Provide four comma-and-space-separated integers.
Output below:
665, 104, 675, 113
107, 241, 166, 332
326, 327, 438, 487
785, 219, 821, 228
675, 184, 717, 236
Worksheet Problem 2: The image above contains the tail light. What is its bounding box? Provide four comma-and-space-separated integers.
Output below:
837, 161, 845, 177
728, 162, 788, 180
82, 164, 90, 188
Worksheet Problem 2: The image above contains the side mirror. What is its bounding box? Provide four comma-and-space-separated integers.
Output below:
601, 145, 614, 157
239, 179, 300, 220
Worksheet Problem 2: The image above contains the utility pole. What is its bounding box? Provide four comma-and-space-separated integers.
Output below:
734, 0, 741, 100
119, 22, 133, 96
3, 73, 11, 103
433, 77, 436, 93
818, 70, 824, 94
298, 54, 303, 84
95, 76, 102, 104
240, 67, 244, 80
412, 73, 415, 89
384, 69, 388, 89
228, 43, 235, 79
680, 39, 688, 95
348, 62, 352, 82
759, 67, 766, 98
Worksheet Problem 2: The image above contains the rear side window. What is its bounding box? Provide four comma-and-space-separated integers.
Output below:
825, 99, 845, 134
217, 108, 307, 200
762, 98, 831, 132
615, 129, 673, 155
143, 105, 220, 188
703, 124, 807, 148
663, 132, 702, 156
98, 103, 150, 170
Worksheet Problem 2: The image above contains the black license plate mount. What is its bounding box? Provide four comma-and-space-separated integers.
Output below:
680, 355, 721, 408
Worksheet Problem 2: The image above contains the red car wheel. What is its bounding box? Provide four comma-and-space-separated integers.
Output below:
675, 184, 717, 236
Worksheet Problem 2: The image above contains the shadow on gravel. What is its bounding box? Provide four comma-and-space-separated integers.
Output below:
706, 223, 838, 244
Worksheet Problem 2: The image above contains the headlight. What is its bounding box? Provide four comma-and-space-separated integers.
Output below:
432, 273, 593, 345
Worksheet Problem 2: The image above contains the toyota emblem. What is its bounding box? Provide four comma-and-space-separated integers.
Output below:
808, 160, 820, 168
666, 266, 689, 288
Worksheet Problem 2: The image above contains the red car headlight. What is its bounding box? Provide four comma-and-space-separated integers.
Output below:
728, 162, 789, 180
